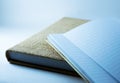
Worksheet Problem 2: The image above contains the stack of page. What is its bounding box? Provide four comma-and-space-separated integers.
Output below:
47, 19, 120, 83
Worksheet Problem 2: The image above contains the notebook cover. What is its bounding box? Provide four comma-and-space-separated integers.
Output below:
6, 17, 88, 75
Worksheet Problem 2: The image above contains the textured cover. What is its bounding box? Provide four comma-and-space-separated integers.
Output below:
6, 17, 88, 74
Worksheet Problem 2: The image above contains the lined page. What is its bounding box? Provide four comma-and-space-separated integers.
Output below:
48, 34, 118, 82
64, 19, 120, 82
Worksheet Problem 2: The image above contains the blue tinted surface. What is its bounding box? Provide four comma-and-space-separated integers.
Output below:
0, 0, 120, 27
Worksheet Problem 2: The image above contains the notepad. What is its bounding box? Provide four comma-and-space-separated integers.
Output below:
47, 19, 120, 83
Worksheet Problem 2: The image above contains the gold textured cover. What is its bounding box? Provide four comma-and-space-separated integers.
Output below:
6, 17, 88, 73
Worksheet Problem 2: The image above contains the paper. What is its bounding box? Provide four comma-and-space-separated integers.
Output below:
47, 19, 120, 83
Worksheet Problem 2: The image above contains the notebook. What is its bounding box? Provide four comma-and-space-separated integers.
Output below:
6, 17, 88, 75
47, 19, 120, 83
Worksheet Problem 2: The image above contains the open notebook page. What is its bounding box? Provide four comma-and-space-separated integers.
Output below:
64, 19, 120, 82
47, 19, 120, 83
